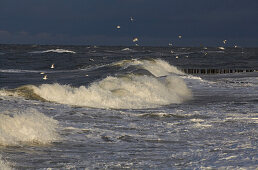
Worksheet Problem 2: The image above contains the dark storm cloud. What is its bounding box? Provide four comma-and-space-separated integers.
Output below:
0, 0, 257, 46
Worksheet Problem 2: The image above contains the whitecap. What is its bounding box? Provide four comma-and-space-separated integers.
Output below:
29, 49, 76, 54
0, 108, 60, 146
0, 69, 41, 73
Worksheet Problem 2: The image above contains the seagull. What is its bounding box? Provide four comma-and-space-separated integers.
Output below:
234, 45, 238, 48
175, 56, 179, 59
178, 35, 182, 39
218, 47, 225, 50
51, 64, 54, 69
223, 40, 227, 44
133, 37, 138, 42
203, 47, 208, 50
185, 55, 189, 58
40, 72, 45, 75
168, 43, 173, 46
116, 25, 121, 29
89, 58, 94, 62
130, 17, 134, 22
43, 75, 48, 80
170, 50, 174, 54
85, 74, 89, 77
135, 43, 139, 46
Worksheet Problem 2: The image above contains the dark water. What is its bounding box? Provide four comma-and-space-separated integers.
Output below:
0, 45, 257, 169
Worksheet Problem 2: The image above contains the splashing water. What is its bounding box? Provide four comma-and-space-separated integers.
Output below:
0, 109, 60, 146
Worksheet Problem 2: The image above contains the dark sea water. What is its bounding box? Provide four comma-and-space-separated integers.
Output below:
0, 44, 257, 169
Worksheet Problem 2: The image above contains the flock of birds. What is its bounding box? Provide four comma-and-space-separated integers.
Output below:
41, 16, 241, 80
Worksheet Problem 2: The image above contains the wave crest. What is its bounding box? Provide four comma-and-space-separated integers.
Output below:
31, 74, 192, 109
0, 109, 60, 146
113, 59, 184, 77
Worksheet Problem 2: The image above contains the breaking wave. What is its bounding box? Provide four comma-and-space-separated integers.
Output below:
30, 74, 191, 109
1, 59, 192, 109
29, 48, 76, 54
0, 109, 60, 146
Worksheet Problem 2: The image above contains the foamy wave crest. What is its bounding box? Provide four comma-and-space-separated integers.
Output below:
113, 59, 184, 77
31, 74, 192, 109
0, 109, 60, 146
30, 48, 76, 54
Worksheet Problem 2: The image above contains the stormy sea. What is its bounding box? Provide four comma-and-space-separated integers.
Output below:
0, 44, 257, 169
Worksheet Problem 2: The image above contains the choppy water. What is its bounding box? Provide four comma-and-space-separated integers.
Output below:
0, 45, 257, 169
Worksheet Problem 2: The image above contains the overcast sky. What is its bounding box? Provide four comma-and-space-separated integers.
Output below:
0, 0, 257, 46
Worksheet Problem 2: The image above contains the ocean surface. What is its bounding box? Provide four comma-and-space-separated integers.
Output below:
0, 44, 257, 169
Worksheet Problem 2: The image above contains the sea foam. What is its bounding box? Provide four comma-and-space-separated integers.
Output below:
0, 155, 12, 170
0, 109, 60, 146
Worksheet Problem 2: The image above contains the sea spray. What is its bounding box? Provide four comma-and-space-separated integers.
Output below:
0, 108, 60, 146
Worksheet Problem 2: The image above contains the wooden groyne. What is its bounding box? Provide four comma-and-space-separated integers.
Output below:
181, 68, 256, 74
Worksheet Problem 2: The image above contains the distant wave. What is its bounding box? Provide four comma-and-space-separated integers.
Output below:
0, 69, 42, 73
0, 108, 60, 146
29, 48, 76, 54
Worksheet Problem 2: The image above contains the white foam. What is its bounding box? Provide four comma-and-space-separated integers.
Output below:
30, 49, 76, 54
113, 59, 184, 77
32, 74, 192, 109
0, 155, 12, 170
0, 109, 60, 146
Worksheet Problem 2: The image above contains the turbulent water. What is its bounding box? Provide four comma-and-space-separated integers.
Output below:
0, 44, 257, 169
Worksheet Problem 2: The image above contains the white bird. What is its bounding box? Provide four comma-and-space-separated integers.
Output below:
185, 55, 189, 58
234, 45, 238, 48
168, 43, 173, 46
51, 64, 54, 69
116, 25, 121, 29
130, 17, 134, 22
133, 37, 138, 42
135, 43, 139, 46
218, 47, 225, 50
43, 75, 47, 80
223, 40, 227, 44
203, 47, 208, 50
175, 56, 179, 59
40, 72, 45, 75
178, 35, 182, 39
170, 50, 174, 54
85, 74, 89, 77
89, 58, 94, 62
